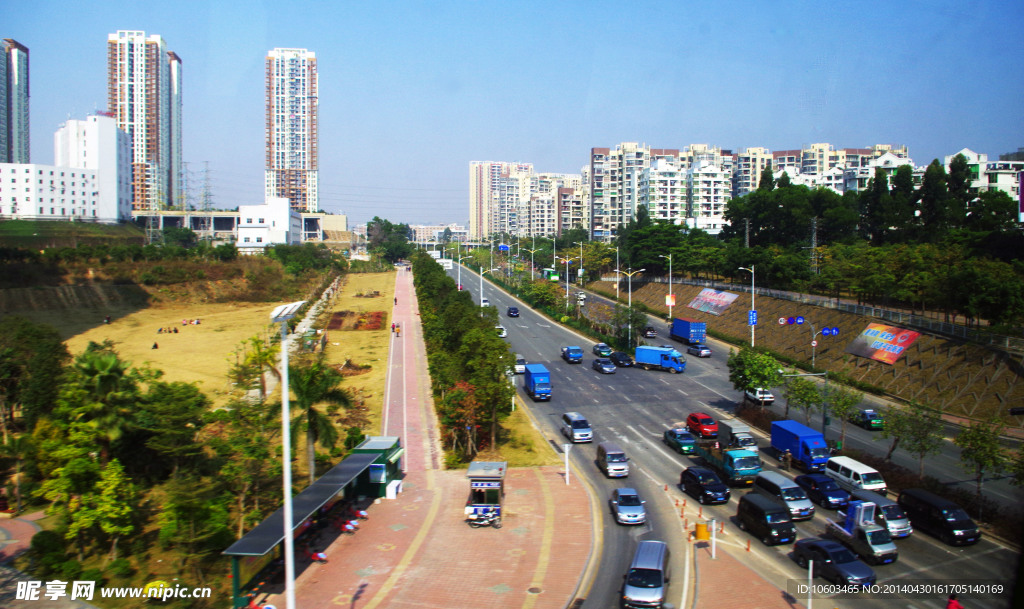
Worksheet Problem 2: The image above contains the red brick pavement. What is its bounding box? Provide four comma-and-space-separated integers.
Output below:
694, 542, 804, 609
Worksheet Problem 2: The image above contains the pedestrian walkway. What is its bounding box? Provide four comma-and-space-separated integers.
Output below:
693, 541, 804, 609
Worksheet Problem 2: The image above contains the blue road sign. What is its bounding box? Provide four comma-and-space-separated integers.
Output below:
822, 327, 832, 336
796, 316, 805, 325
498, 244, 510, 252
749, 310, 758, 326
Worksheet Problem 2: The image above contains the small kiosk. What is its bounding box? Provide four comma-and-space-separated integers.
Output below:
465, 461, 506, 526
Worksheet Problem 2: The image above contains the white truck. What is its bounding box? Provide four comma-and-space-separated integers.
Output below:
719, 419, 756, 448
825, 501, 899, 566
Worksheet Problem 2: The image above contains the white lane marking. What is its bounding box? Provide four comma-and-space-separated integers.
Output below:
626, 424, 684, 461
677, 389, 689, 397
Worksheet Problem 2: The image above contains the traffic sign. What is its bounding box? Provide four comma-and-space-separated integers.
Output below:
787, 317, 796, 325
748, 310, 758, 326
822, 327, 832, 337
811, 340, 818, 347
778, 317, 786, 325
796, 316, 805, 325
498, 244, 509, 252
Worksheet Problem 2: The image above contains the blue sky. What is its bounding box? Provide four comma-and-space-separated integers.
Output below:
8, 0, 1024, 226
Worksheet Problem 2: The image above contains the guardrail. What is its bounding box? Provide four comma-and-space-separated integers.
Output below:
599, 274, 1024, 355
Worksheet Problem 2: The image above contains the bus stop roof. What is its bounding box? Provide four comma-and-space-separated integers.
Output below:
223, 452, 376, 557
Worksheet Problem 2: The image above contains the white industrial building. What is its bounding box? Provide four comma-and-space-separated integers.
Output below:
236, 196, 302, 254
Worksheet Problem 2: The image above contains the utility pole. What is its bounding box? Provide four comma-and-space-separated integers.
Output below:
744, 218, 750, 249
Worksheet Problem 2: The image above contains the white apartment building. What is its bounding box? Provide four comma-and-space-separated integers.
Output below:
639, 158, 686, 223
236, 197, 302, 255
590, 143, 678, 241
411, 223, 467, 243
523, 192, 558, 238
2, 39, 30, 164
107, 31, 182, 211
468, 161, 533, 240
265, 48, 319, 213
843, 152, 914, 193
686, 159, 731, 234
733, 147, 773, 198
945, 148, 1023, 213
0, 114, 130, 223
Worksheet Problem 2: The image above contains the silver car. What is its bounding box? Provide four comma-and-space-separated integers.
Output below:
610, 488, 646, 525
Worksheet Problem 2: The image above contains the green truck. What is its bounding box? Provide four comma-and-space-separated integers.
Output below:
692, 441, 762, 486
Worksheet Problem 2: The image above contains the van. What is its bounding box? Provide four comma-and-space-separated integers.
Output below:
737, 493, 796, 546
850, 489, 913, 538
824, 456, 887, 493
597, 442, 629, 478
561, 412, 592, 443
622, 540, 670, 608
897, 488, 980, 546
752, 471, 815, 520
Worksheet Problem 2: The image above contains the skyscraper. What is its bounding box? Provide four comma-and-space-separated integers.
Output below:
266, 48, 318, 213
2, 39, 30, 164
106, 30, 182, 211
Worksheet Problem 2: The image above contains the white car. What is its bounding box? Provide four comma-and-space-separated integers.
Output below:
745, 388, 775, 404
514, 355, 526, 374
496, 325, 507, 338
481, 297, 490, 307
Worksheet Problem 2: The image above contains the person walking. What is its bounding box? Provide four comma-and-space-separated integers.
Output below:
946, 594, 963, 609
391, 322, 395, 333
783, 449, 793, 471
394, 296, 398, 305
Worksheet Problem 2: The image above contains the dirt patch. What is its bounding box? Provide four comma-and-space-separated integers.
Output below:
327, 310, 386, 331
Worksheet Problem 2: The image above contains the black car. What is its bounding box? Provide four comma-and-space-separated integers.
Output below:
609, 351, 633, 367
792, 538, 876, 587
591, 358, 616, 374
506, 306, 519, 317
643, 326, 657, 338
679, 467, 730, 505
794, 474, 850, 510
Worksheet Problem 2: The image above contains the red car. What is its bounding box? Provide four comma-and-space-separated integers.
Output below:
686, 412, 718, 438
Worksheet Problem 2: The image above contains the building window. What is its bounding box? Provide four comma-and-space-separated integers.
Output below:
256, 237, 263, 243
243, 237, 251, 243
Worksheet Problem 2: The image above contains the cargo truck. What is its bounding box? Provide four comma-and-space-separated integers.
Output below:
826, 501, 899, 565
692, 441, 762, 486
719, 418, 757, 448
560, 346, 584, 363
770, 420, 830, 472
670, 318, 707, 344
634, 345, 686, 373
523, 364, 552, 401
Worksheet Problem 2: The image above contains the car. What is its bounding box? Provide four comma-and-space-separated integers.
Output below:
592, 358, 616, 374
850, 408, 884, 430
686, 412, 718, 438
686, 343, 712, 357
561, 346, 584, 363
513, 355, 526, 374
791, 538, 876, 588
480, 297, 490, 307
592, 342, 612, 357
609, 351, 633, 367
609, 487, 647, 525
457, 284, 463, 291
745, 388, 775, 404
663, 428, 696, 454
794, 474, 851, 510
506, 306, 520, 317
679, 467, 730, 505
495, 325, 507, 338
643, 326, 657, 338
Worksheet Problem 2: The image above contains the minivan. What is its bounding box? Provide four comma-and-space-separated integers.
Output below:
850, 489, 913, 538
824, 456, 887, 494
597, 442, 629, 477
897, 488, 980, 546
752, 471, 815, 520
737, 493, 796, 546
622, 540, 670, 608
561, 412, 593, 443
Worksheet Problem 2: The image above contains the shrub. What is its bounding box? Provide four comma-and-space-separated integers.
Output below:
30, 530, 64, 556
109, 557, 134, 578
81, 568, 106, 587
59, 559, 83, 580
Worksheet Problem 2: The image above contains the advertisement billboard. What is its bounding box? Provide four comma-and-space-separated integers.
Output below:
844, 323, 921, 365
687, 288, 739, 316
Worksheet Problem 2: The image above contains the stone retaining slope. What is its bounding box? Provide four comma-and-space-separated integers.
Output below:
0, 284, 149, 312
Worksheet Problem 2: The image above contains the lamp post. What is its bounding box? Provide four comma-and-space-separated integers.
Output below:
456, 255, 470, 290
479, 266, 499, 314
660, 253, 673, 322
615, 247, 620, 300
575, 241, 585, 285
738, 266, 756, 347
556, 256, 578, 312
270, 300, 306, 609
522, 248, 540, 281
616, 268, 646, 348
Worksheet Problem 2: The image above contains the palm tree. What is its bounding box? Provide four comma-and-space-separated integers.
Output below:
288, 356, 350, 483
245, 336, 280, 400
0, 434, 30, 512
65, 348, 139, 462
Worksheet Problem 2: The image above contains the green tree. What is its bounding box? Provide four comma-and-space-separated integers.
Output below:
826, 386, 863, 448
136, 381, 210, 477
918, 160, 954, 240
758, 165, 775, 191
900, 402, 945, 477
0, 316, 70, 431
965, 189, 1018, 233
244, 336, 280, 400
877, 404, 910, 461
785, 378, 823, 425
727, 348, 783, 400
157, 474, 232, 584
954, 418, 1007, 516
92, 459, 138, 561
0, 434, 31, 512
289, 356, 350, 484
946, 153, 973, 212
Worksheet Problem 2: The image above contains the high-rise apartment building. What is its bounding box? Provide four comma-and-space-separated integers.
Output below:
265, 48, 318, 213
469, 161, 534, 240
106, 30, 182, 211
2, 39, 30, 164
733, 147, 773, 197
590, 143, 680, 241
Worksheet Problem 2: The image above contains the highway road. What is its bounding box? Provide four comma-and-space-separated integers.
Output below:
451, 266, 1020, 609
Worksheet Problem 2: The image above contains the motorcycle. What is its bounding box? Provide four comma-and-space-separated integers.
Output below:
466, 509, 502, 529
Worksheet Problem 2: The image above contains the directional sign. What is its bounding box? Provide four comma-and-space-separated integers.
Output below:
498, 244, 510, 252
748, 310, 758, 326
796, 316, 805, 325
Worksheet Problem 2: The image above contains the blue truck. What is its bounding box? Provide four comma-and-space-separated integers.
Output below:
770, 420, 830, 472
560, 346, 584, 363
523, 364, 552, 401
634, 346, 686, 373
693, 441, 762, 486
670, 317, 707, 344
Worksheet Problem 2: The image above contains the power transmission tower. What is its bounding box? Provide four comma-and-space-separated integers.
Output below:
198, 162, 213, 241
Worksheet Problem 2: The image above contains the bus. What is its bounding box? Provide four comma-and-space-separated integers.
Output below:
542, 268, 559, 282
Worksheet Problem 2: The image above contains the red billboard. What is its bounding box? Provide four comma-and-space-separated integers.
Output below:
844, 323, 921, 365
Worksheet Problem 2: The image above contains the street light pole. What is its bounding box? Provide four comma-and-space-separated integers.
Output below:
575, 241, 584, 286
738, 266, 756, 347
660, 253, 673, 322
615, 247, 620, 301
615, 268, 646, 348
270, 300, 306, 609
522, 248, 540, 281
556, 256, 578, 312
479, 266, 499, 313
457, 255, 470, 289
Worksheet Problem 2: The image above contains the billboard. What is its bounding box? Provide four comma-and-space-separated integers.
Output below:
687, 288, 739, 316
844, 323, 921, 365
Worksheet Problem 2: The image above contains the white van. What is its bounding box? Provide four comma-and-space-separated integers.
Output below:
824, 456, 887, 493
